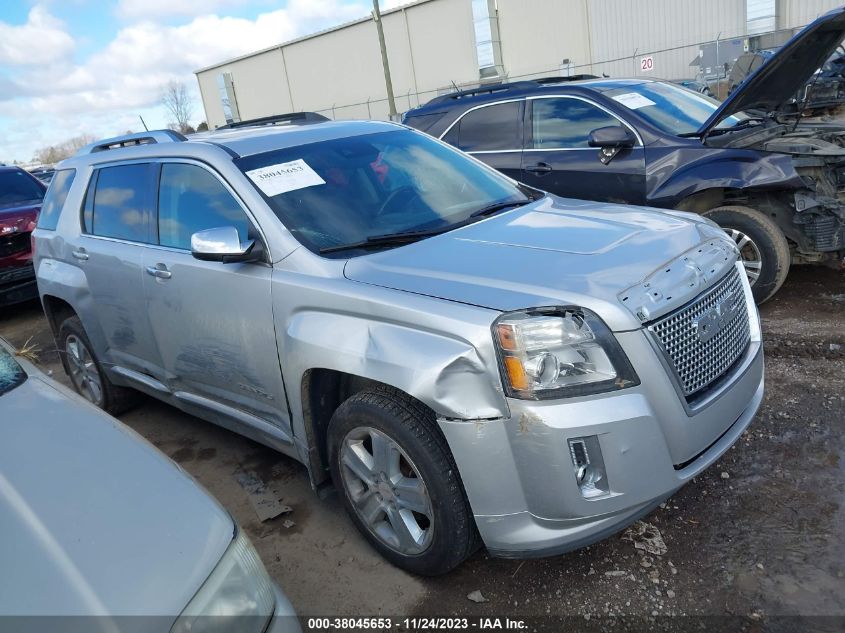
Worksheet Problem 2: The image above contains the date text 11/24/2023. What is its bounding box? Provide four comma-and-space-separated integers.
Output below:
306, 617, 528, 630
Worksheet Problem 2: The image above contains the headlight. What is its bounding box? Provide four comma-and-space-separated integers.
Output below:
493, 307, 639, 399
171, 529, 276, 633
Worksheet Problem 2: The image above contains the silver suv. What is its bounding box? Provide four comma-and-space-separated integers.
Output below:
33, 117, 764, 575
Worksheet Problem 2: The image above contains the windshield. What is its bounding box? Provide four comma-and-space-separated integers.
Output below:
0, 346, 26, 396
604, 82, 751, 135
0, 170, 45, 209
235, 129, 531, 256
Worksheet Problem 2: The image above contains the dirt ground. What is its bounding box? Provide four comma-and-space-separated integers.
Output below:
1, 265, 843, 629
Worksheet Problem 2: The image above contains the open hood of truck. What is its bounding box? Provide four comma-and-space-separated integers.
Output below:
698, 6, 845, 137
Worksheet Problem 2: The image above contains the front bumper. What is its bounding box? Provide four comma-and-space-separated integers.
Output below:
439, 332, 764, 558
0, 264, 37, 307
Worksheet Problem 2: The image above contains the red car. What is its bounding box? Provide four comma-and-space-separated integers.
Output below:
0, 166, 45, 306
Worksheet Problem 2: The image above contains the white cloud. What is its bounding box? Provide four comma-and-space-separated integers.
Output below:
0, 5, 75, 66
115, 0, 247, 21
1, 0, 374, 161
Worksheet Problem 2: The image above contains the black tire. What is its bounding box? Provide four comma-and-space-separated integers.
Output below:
327, 387, 478, 576
58, 316, 138, 414
702, 205, 791, 304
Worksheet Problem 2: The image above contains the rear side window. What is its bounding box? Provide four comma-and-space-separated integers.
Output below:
157, 163, 250, 250
531, 98, 621, 149
85, 164, 153, 243
443, 101, 522, 152
36, 169, 76, 231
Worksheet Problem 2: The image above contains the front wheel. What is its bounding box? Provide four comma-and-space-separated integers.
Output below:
702, 205, 791, 304
327, 388, 478, 576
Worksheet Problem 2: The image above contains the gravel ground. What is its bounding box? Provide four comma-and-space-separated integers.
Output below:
1, 264, 842, 630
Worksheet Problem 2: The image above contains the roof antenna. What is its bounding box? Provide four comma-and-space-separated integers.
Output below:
451, 80, 459, 93
138, 115, 149, 132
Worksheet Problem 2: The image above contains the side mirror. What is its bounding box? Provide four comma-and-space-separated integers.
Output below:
588, 126, 636, 165
190, 226, 256, 263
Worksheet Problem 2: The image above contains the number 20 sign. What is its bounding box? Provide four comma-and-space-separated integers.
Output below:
640, 56, 654, 72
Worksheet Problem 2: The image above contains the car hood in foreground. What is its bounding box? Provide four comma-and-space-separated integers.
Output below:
344, 196, 733, 331
699, 6, 845, 135
0, 370, 233, 616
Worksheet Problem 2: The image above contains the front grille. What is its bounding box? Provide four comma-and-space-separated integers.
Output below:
0, 232, 31, 258
647, 268, 750, 399
0, 263, 34, 287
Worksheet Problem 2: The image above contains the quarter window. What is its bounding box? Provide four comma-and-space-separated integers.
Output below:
445, 101, 522, 152
87, 164, 153, 242
157, 163, 249, 250
531, 98, 622, 149
36, 169, 76, 231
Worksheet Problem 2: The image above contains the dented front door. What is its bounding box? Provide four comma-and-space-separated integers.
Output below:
143, 160, 290, 433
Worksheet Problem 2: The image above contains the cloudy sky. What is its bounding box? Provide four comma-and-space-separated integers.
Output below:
0, 0, 403, 164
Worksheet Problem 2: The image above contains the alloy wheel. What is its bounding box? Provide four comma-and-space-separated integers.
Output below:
727, 228, 763, 287
65, 335, 103, 406
339, 426, 434, 555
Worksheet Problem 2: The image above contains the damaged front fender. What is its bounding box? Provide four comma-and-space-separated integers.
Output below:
284, 310, 509, 421
647, 147, 805, 207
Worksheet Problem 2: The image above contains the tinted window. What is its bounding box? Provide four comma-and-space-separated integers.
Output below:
0, 169, 45, 209
446, 101, 522, 151
235, 129, 529, 256
602, 82, 749, 135
531, 98, 622, 148
36, 169, 76, 231
157, 163, 250, 250
0, 346, 26, 396
89, 164, 152, 242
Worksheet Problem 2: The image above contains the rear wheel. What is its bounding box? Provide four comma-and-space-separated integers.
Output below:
702, 205, 790, 304
58, 316, 138, 414
327, 388, 478, 576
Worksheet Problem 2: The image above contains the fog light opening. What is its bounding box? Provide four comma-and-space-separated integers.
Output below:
568, 436, 610, 499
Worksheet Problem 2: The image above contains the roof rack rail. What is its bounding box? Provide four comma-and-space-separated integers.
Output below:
426, 75, 600, 105
78, 130, 187, 155
217, 112, 329, 130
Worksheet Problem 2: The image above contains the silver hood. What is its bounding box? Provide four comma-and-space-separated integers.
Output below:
344, 196, 733, 331
0, 365, 233, 616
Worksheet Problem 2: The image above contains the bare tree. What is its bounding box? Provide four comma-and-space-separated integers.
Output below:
34, 133, 97, 164
161, 80, 194, 134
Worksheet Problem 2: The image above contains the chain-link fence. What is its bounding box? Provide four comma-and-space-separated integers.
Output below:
308, 23, 815, 121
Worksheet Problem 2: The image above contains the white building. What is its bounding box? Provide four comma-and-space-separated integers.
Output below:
195, 0, 843, 129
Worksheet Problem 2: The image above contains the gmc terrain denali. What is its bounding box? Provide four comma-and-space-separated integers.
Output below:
33, 118, 764, 575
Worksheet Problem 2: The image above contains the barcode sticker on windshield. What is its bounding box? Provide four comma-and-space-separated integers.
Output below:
246, 159, 325, 197
612, 92, 656, 110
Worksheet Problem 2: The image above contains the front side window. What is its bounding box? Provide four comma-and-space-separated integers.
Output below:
0, 346, 26, 396
36, 169, 76, 231
158, 163, 249, 250
531, 98, 622, 149
0, 169, 45, 209
444, 101, 522, 151
236, 129, 531, 256
87, 163, 153, 243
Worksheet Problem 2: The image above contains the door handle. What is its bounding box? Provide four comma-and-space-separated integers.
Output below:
145, 265, 172, 280
525, 162, 553, 175
71, 248, 89, 261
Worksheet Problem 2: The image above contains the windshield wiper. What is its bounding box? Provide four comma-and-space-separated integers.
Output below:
319, 227, 450, 254
469, 198, 532, 218
320, 197, 536, 255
